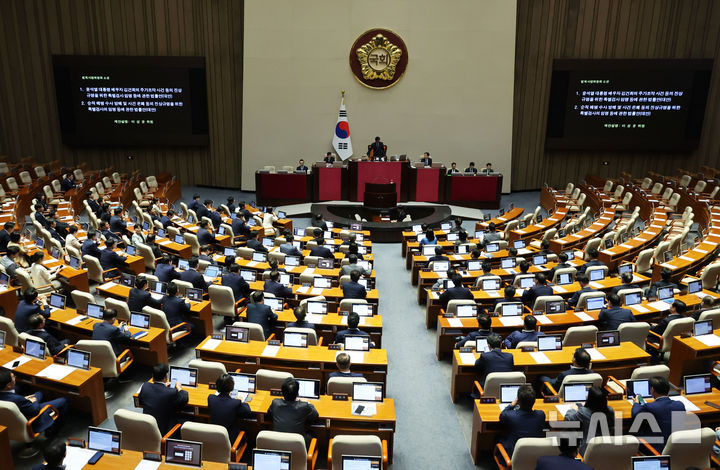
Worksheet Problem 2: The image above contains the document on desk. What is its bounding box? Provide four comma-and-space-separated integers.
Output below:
158, 240, 172, 246
506, 268, 517, 275
696, 248, 709, 254
310, 287, 324, 295
451, 255, 464, 261
647, 301, 672, 311
135, 460, 162, 470
529, 352, 552, 364
261, 345, 281, 357
37, 364, 75, 381
3, 355, 32, 369
553, 286, 567, 294
669, 395, 700, 412
695, 334, 720, 347
64, 446, 97, 470
303, 267, 315, 274
679, 255, 695, 262
296, 286, 310, 294
150, 293, 163, 301
304, 314, 322, 324
459, 353, 477, 365
589, 281, 604, 289
518, 248, 532, 255
342, 351, 366, 364
574, 312, 594, 322
351, 401, 376, 417
498, 316, 524, 327
620, 243, 633, 249
98, 281, 116, 290
447, 318, 463, 328
631, 305, 650, 313
246, 261, 259, 267
585, 348, 606, 361
202, 339, 222, 350
436, 271, 447, 278
555, 404, 576, 418
535, 315, 553, 325
66, 315, 85, 325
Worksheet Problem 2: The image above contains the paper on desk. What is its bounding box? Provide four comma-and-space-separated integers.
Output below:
451, 255, 464, 260
98, 281, 116, 290
339, 351, 365, 364
150, 293, 163, 301
310, 287, 324, 295
498, 316, 524, 327
303, 267, 315, 274
518, 249, 532, 255
246, 261, 258, 267
203, 339, 222, 350
660, 263, 674, 269
647, 301, 672, 311
37, 363, 75, 381
631, 305, 650, 313
3, 355, 31, 369
589, 281, 604, 289
261, 345, 281, 357
555, 404, 576, 417
620, 243, 633, 249
158, 240, 172, 246
435, 271, 447, 279
134, 459, 162, 470
66, 315, 85, 325
64, 446, 97, 470
447, 318, 463, 328
535, 315, 553, 325
696, 248, 709, 254
529, 352, 552, 364
506, 268, 517, 275
304, 314, 322, 324
459, 353, 477, 365
585, 348, 606, 361
679, 255, 695, 262
669, 395, 700, 412
296, 286, 310, 294
351, 401, 376, 416
554, 286, 567, 293
574, 312, 594, 322
695, 334, 720, 347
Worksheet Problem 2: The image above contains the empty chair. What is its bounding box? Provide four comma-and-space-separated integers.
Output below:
339, 298, 367, 312
256, 369, 294, 391
651, 182, 663, 194
635, 249, 654, 275
679, 174, 692, 188
694, 180, 707, 193
565, 183, 574, 195
653, 427, 715, 470
19, 171, 32, 185
582, 435, 639, 470
554, 373, 603, 397
602, 180, 614, 192
618, 322, 651, 350
698, 308, 720, 329
135, 243, 156, 271
326, 376, 367, 395
232, 321, 267, 341
181, 421, 245, 463
113, 409, 163, 453
583, 238, 601, 260
562, 325, 598, 347
646, 317, 694, 360
209, 284, 243, 318
328, 435, 386, 470
613, 192, 633, 211
188, 359, 227, 385
475, 372, 526, 398
144, 306, 192, 345
568, 192, 586, 211
33, 166, 46, 178
0, 316, 20, 346
640, 177, 652, 190
494, 437, 558, 470
0, 400, 60, 457
5, 177, 18, 193
700, 262, 720, 290
256, 430, 318, 470
183, 232, 200, 256
74, 339, 134, 386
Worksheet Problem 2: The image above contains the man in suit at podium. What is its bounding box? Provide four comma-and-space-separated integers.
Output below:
368, 136, 386, 160
296, 159, 308, 172
447, 162, 460, 175
323, 152, 336, 164
419, 152, 432, 167
464, 162, 478, 174
481, 162, 494, 174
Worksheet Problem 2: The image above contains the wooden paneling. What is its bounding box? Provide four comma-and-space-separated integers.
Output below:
512, 0, 720, 191
0, 0, 243, 188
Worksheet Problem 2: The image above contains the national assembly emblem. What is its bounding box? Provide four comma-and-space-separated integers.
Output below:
349, 29, 408, 89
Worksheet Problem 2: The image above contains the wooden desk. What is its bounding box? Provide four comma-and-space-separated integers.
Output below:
0, 286, 18, 317
549, 209, 614, 254
450, 342, 650, 402
195, 337, 388, 389
508, 208, 569, 242
0, 426, 12, 470
246, 281, 380, 310
156, 237, 193, 259
74, 448, 227, 469
0, 347, 107, 425
598, 209, 667, 271
668, 329, 720, 385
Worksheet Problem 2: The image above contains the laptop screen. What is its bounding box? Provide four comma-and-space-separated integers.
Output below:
446, 233, 458, 242
252, 252, 268, 262
178, 259, 190, 270
151, 281, 166, 295
456, 304, 477, 318
223, 247, 235, 257
344, 335, 370, 351
313, 277, 332, 289
626, 379, 652, 398
352, 382, 384, 402
432, 261, 449, 272
318, 258, 334, 269
557, 273, 572, 285
564, 383, 591, 402
25, 338, 45, 360
296, 378, 320, 399
169, 366, 198, 388
125, 245, 136, 256
174, 234, 185, 244
475, 337, 490, 353
657, 287, 673, 301
204, 265, 220, 278
486, 243, 499, 253
501, 257, 516, 269
597, 330, 620, 347
0, 330, 5, 349
284, 332, 308, 348
519, 277, 535, 288
604, 238, 614, 249
165, 439, 202, 467
589, 269, 605, 281
467, 260, 481, 271
532, 255, 547, 266
87, 303, 104, 319
624, 292, 641, 306
265, 297, 284, 312
49, 293, 66, 309
66, 348, 91, 370
500, 303, 523, 317
120, 273, 135, 287
351, 303, 374, 317
130, 312, 150, 329
618, 264, 633, 275
157, 228, 166, 239
456, 244, 469, 255
225, 326, 249, 343
688, 280, 702, 294
537, 335, 562, 351
694, 320, 713, 336
279, 273, 293, 286
545, 300, 566, 314
186, 288, 203, 302
631, 456, 670, 470
513, 240, 525, 249
294, 227, 304, 236
87, 427, 121, 455
284, 255, 299, 267
229, 372, 256, 394
684, 373, 712, 395
500, 384, 523, 403
240, 270, 256, 282
585, 297, 605, 311
306, 301, 328, 315
341, 455, 382, 470
69, 256, 81, 269
253, 449, 291, 470
422, 245, 438, 256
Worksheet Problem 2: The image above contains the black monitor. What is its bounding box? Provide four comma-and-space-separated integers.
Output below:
225, 326, 249, 343
228, 372, 256, 394
186, 288, 203, 302
164, 439, 203, 467
344, 335, 370, 351
588, 269, 605, 281
120, 273, 135, 287
596, 330, 620, 347
537, 334, 562, 351
545, 300, 566, 314
694, 320, 713, 337
688, 279, 702, 294
49, 293, 66, 309
626, 379, 652, 399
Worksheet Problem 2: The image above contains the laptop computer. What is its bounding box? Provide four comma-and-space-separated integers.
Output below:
684, 374, 713, 395
501, 257, 516, 269
87, 303, 104, 320
284, 255, 300, 267
519, 277, 535, 288
618, 263, 634, 275
694, 320, 713, 337
589, 269, 605, 281
306, 301, 328, 315
657, 286, 674, 302
344, 335, 370, 351
596, 330, 620, 347
352, 382, 384, 402
313, 277, 332, 289
240, 270, 257, 282
432, 261, 449, 273
130, 312, 150, 329
225, 326, 249, 342
284, 331, 308, 348
264, 297, 284, 312
532, 254, 547, 266
456, 304, 477, 318
66, 348, 91, 370
626, 379, 652, 399
177, 259, 190, 270
467, 260, 482, 271
252, 252, 268, 262
296, 378, 320, 399
351, 303, 374, 317
563, 383, 591, 402
513, 240, 525, 249
624, 292, 642, 306
486, 243, 499, 253
228, 372, 256, 395
545, 300, 566, 314
631, 455, 670, 470
165, 439, 202, 467
556, 272, 573, 286
585, 297, 605, 311
49, 293, 66, 310
537, 334, 562, 351
186, 288, 203, 302
500, 303, 523, 317
24, 337, 45, 360
482, 278, 501, 292
341, 455, 383, 470
120, 273, 135, 287
688, 279, 702, 294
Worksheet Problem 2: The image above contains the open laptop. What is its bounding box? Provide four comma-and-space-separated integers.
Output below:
585, 297, 605, 312
341, 455, 382, 470
313, 277, 332, 289
306, 301, 328, 315
253, 449, 291, 470
49, 293, 66, 311
631, 455, 670, 470
618, 263, 634, 275
596, 330, 620, 347
532, 254, 547, 266
626, 379, 652, 399
624, 292, 642, 307
284, 331, 308, 348
513, 240, 525, 249
0, 330, 5, 349
87, 427, 122, 455
69, 256, 81, 269
66, 348, 91, 370
186, 288, 203, 302
563, 383, 591, 402
432, 261, 449, 273
279, 272, 293, 287
296, 378, 320, 399
467, 260, 482, 271
500, 303, 523, 317
588, 269, 605, 281
284, 255, 300, 267
165, 439, 202, 467
688, 279, 702, 295
481, 278, 501, 292
422, 245, 437, 256
225, 326, 249, 342
178, 259, 190, 271
499, 384, 523, 404
130, 312, 150, 329
537, 334, 562, 351
556, 272, 573, 286
265, 297, 284, 312
203, 265, 220, 281
120, 273, 135, 287
446, 233, 458, 242
228, 372, 256, 396
252, 252, 268, 262
519, 277, 535, 288
485, 243, 499, 253
684, 374, 713, 395
657, 286, 674, 303
169, 366, 198, 388
240, 269, 256, 282
501, 257, 516, 269
87, 303, 104, 320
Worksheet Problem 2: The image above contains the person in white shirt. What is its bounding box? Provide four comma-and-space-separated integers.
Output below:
65, 225, 82, 252
262, 208, 278, 236
28, 252, 63, 291
131, 224, 147, 246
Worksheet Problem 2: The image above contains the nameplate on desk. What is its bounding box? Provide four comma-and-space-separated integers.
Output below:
228, 464, 248, 470
459, 347, 474, 353
143, 452, 162, 462
520, 346, 535, 352
543, 396, 560, 403
270, 389, 283, 396
328, 344, 342, 350
332, 393, 349, 401
479, 397, 497, 404
268, 339, 281, 346
209, 383, 217, 390
211, 333, 223, 340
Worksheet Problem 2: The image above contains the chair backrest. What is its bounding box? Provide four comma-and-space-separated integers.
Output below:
617, 288, 643, 305
232, 321, 266, 341
562, 325, 599, 347
113, 409, 162, 453
583, 435, 639, 470
188, 359, 227, 385
236, 247, 254, 260
701, 262, 720, 290
339, 298, 368, 312
510, 437, 558, 470
256, 430, 307, 470
303, 255, 320, 267
34, 166, 46, 178
181, 422, 231, 463
583, 238, 602, 259
5, 177, 17, 191
658, 317, 694, 353
135, 243, 156, 270
661, 187, 673, 200
446, 299, 477, 314
532, 295, 564, 312
584, 265, 608, 280
603, 180, 614, 192
565, 183, 574, 195
618, 322, 651, 350
630, 364, 669, 380
83, 255, 104, 283
19, 171, 32, 185
256, 369, 293, 391
661, 427, 715, 470
284, 327, 318, 346
651, 182, 663, 194
512, 274, 535, 287
144, 306, 173, 343
558, 373, 603, 396
694, 180, 707, 193
183, 232, 200, 256
106, 297, 131, 323
75, 339, 119, 378
172, 279, 194, 297
209, 284, 237, 315
551, 267, 577, 284
640, 177, 652, 189
635, 248, 654, 274
0, 316, 20, 347
330, 435, 382, 468
576, 291, 606, 311
482, 372, 526, 398
679, 174, 692, 187
698, 308, 720, 330
327, 376, 367, 395
299, 271, 320, 285
0, 401, 33, 442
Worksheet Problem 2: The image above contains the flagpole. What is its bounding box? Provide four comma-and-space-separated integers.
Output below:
341, 89, 345, 105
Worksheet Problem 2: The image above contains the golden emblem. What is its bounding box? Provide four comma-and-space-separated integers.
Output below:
355, 34, 403, 81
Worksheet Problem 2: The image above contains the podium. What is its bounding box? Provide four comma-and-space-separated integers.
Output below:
364, 183, 397, 209
348, 160, 409, 202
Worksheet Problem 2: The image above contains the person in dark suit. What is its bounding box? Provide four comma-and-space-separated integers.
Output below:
464, 162, 478, 174
267, 377, 319, 447
598, 293, 635, 331
0, 221, 14, 252
188, 194, 202, 214
46, 220, 65, 247
222, 264, 250, 302
161, 282, 192, 328
567, 275, 595, 308
128, 276, 161, 312
504, 315, 543, 349
534, 437, 593, 470
99, 239, 127, 271
287, 306, 315, 330
296, 159, 309, 172
323, 152, 336, 164
34, 205, 50, 228
246, 291, 278, 339
15, 288, 50, 333
60, 174, 76, 192
97, 221, 120, 244
0, 369, 69, 436
367, 136, 386, 160
309, 237, 333, 259
226, 196, 237, 213
313, 215, 329, 232
474, 333, 514, 388
481, 162, 494, 174
246, 231, 268, 253
646, 267, 679, 299
179, 257, 209, 291
610, 271, 635, 296
493, 285, 519, 310
32, 439, 67, 470
232, 213, 252, 238
208, 373, 252, 442
91, 308, 131, 355
207, 207, 222, 230
87, 194, 101, 215
498, 384, 545, 456
649, 299, 686, 337
428, 245, 449, 263
577, 248, 605, 276
341, 270, 367, 300
138, 363, 189, 434
109, 208, 127, 234
264, 270, 293, 298
630, 376, 685, 452
197, 220, 217, 246
329, 352, 364, 378
419, 152, 433, 167
456, 312, 492, 348
155, 255, 181, 283
692, 295, 716, 320
539, 348, 593, 393
81, 231, 102, 259
279, 234, 302, 257
160, 209, 174, 229
27, 314, 68, 356
439, 273, 474, 310
340, 254, 371, 277
521, 273, 553, 309
447, 162, 460, 175
196, 200, 212, 221
335, 311, 373, 345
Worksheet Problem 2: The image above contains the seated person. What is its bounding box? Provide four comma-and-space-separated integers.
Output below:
0, 369, 68, 436
208, 373, 252, 442
296, 159, 309, 172
567, 275, 594, 308
246, 231, 268, 253
0, 245, 21, 278
503, 315, 542, 349
630, 376, 685, 452
15, 287, 50, 333
418, 228, 436, 247
160, 209, 174, 229
309, 238, 333, 259
539, 347, 593, 393
279, 233, 302, 257
246, 291, 278, 339
477, 261, 494, 279
81, 231, 102, 259
335, 311, 373, 346
649, 299, 686, 337
428, 245, 449, 263
521, 273, 553, 308
577, 248, 605, 276
341, 270, 367, 300
692, 295, 716, 320
447, 162, 460, 175
563, 386, 615, 455
179, 257, 209, 291
598, 293, 635, 331
267, 378, 319, 447
493, 285, 517, 310
27, 314, 68, 356
161, 282, 193, 328
329, 352, 363, 378
197, 220, 217, 246
99, 239, 127, 271
419, 151, 432, 166
497, 384, 545, 456
535, 437, 593, 470
474, 333, 514, 389
646, 267, 679, 299
131, 224, 147, 246
513, 260, 531, 283
537, 240, 552, 256
288, 306, 315, 330
128, 276, 161, 312
155, 255, 180, 283
198, 244, 214, 264
483, 222, 501, 243
456, 312, 492, 348
340, 253, 371, 277
221, 263, 250, 302
609, 271, 634, 296
464, 162, 478, 174
108, 208, 127, 234
91, 308, 131, 355
481, 162, 494, 174
323, 152, 336, 164
439, 273, 474, 310
264, 270, 293, 298
33, 439, 67, 470
138, 363, 189, 434
345, 242, 365, 261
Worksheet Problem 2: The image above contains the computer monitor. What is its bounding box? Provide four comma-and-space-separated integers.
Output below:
626, 379, 652, 398
306, 301, 328, 315
456, 304, 477, 318
422, 245, 437, 256
252, 449, 291, 470
662, 251, 673, 263
186, 288, 203, 302
262, 237, 274, 247
313, 277, 332, 289
296, 378, 320, 399
694, 320, 713, 337
318, 258, 334, 269
585, 297, 605, 311
164, 439, 202, 467
485, 243, 499, 253
556, 272, 573, 285
513, 240, 525, 249
228, 372, 256, 394
284, 332, 308, 348
265, 297, 284, 312
157, 228, 166, 239
222, 246, 235, 257
475, 337, 490, 353
204, 265, 220, 279
151, 281, 166, 295
537, 334, 562, 351
482, 279, 501, 291
87, 427, 122, 455
536, 214, 543, 223
412, 224, 422, 233
35, 237, 44, 249
352, 382, 384, 402
564, 251, 575, 260
125, 245, 136, 256
69, 256, 81, 269
66, 348, 91, 370
178, 259, 190, 270
563, 383, 591, 402
252, 252, 267, 262
279, 273, 293, 286
130, 312, 150, 329
169, 366, 198, 388
323, 231, 333, 240
589, 269, 605, 281
596, 330, 620, 347
284, 255, 300, 267
240, 270, 256, 282
0, 272, 8, 286
499, 384, 523, 403
618, 263, 634, 275
174, 234, 185, 244
225, 326, 249, 343
519, 277, 535, 288
446, 233, 458, 242
440, 222, 452, 231
545, 300, 566, 314
87, 303, 104, 319
341, 455, 382, 470
344, 335, 370, 351
49, 293, 66, 309
624, 292, 642, 306
657, 287, 674, 301
603, 238, 614, 249
501, 257, 516, 269
350, 223, 362, 231
0, 330, 5, 349
631, 456, 670, 470
24, 337, 45, 360
688, 279, 702, 294
120, 273, 135, 287
500, 303, 523, 317
351, 303, 374, 317
50, 247, 60, 260
293, 227, 304, 237
684, 374, 712, 395
467, 260, 481, 271
432, 261, 449, 273
532, 254, 547, 266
